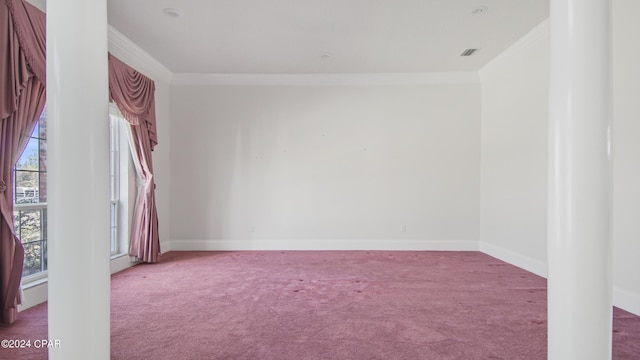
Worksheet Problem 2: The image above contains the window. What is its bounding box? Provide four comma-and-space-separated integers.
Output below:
109, 103, 131, 259
110, 108, 120, 255
13, 109, 47, 277
12, 105, 130, 279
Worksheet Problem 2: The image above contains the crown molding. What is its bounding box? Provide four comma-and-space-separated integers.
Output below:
171, 72, 480, 86
107, 25, 480, 87
107, 25, 173, 83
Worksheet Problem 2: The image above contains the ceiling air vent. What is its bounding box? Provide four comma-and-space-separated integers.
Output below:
460, 48, 478, 57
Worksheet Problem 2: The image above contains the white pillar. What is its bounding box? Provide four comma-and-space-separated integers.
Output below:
46, 0, 110, 359
548, 0, 612, 359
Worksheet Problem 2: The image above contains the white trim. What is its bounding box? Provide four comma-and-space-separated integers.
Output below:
109, 105, 134, 260
479, 241, 548, 278
479, 241, 640, 316
18, 253, 140, 312
13, 202, 47, 211
169, 239, 479, 251
613, 287, 640, 316
110, 254, 137, 274
18, 281, 47, 312
21, 270, 49, 290
479, 17, 550, 80
21, 272, 48, 289
171, 72, 480, 86
160, 240, 172, 254
107, 25, 173, 83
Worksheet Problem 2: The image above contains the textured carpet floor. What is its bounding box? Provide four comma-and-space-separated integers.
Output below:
1, 251, 639, 359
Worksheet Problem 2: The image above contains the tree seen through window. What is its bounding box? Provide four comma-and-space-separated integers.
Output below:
13, 109, 47, 277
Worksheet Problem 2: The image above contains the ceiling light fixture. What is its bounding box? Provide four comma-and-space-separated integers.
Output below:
162, 8, 181, 18
471, 6, 488, 15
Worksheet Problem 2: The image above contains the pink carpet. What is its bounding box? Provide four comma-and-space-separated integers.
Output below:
1, 251, 639, 359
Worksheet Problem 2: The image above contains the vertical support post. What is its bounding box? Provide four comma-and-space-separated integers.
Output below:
548, 0, 612, 359
47, 0, 110, 359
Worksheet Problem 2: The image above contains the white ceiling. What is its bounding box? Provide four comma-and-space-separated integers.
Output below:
107, 0, 548, 74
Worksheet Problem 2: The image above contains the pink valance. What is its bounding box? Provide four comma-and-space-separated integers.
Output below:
1, 0, 45, 120
108, 54, 158, 150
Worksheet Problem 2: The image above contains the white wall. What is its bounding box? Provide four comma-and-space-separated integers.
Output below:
611, 0, 640, 315
479, 1, 640, 315
170, 78, 481, 250
478, 20, 549, 277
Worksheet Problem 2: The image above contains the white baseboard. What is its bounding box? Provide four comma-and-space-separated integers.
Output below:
169, 239, 479, 251
18, 254, 142, 312
479, 241, 640, 316
110, 254, 138, 274
17, 238, 639, 317
479, 241, 548, 278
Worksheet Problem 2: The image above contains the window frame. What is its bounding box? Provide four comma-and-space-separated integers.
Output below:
13, 111, 48, 280
109, 103, 132, 260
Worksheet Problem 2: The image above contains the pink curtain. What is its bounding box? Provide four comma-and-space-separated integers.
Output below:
0, 0, 46, 324
108, 54, 160, 263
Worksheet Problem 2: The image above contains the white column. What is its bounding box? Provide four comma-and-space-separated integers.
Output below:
46, 0, 110, 359
548, 0, 612, 359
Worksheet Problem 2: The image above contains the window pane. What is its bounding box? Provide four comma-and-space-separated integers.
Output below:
12, 211, 20, 239
23, 238, 46, 276
15, 208, 47, 276
15, 137, 39, 170
34, 121, 39, 137
110, 202, 118, 254
14, 170, 39, 204
16, 209, 41, 243
15, 170, 38, 189
109, 112, 121, 255
22, 241, 42, 276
